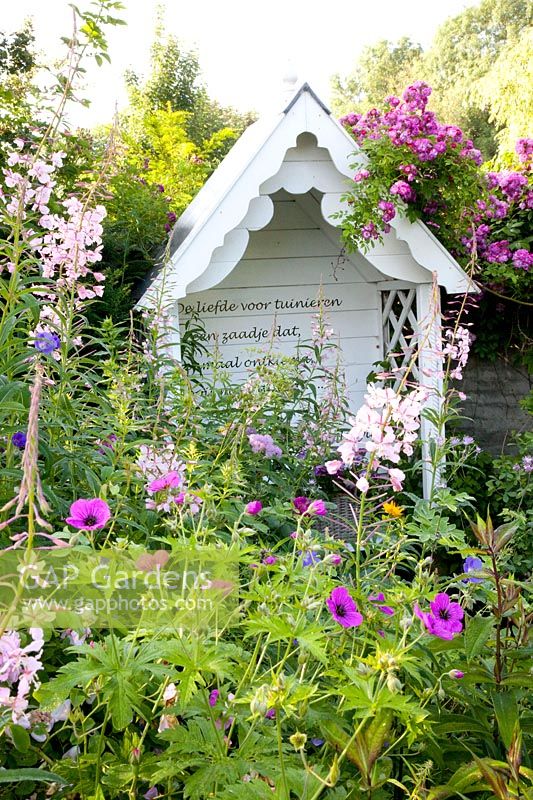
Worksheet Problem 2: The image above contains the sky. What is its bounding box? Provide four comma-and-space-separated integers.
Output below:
3, 0, 481, 127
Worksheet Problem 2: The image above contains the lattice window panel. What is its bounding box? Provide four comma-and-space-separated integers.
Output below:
381, 288, 419, 387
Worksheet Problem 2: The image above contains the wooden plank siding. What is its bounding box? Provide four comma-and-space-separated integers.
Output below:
180, 193, 381, 410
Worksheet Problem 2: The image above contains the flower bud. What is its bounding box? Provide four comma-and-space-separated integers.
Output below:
448, 669, 464, 679
327, 754, 340, 785
386, 672, 402, 694
250, 686, 269, 716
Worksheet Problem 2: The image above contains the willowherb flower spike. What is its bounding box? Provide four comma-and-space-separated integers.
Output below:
0, 365, 51, 531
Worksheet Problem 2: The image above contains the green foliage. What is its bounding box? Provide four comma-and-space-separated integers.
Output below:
485, 433, 533, 575
0, 6, 531, 798
331, 37, 423, 114
125, 11, 203, 115
475, 27, 533, 154
122, 106, 207, 212
0, 25, 35, 76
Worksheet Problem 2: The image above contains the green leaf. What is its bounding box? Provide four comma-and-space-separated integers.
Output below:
492, 691, 518, 749
464, 616, 494, 660
107, 675, 134, 730
0, 768, 66, 784
9, 724, 30, 752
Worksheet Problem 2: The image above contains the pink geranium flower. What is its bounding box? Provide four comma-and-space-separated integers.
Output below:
326, 587, 363, 629
245, 500, 262, 515
65, 498, 111, 530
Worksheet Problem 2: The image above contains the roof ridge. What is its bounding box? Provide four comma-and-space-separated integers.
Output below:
283, 82, 331, 115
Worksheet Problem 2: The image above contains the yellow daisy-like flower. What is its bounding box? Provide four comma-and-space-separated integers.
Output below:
382, 500, 403, 518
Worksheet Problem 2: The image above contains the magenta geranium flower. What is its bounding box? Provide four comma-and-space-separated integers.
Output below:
326, 587, 363, 629
147, 470, 182, 493
414, 592, 464, 640
293, 496, 310, 514
66, 498, 111, 530
293, 497, 327, 516
369, 593, 395, 616
245, 500, 262, 515
208, 689, 219, 707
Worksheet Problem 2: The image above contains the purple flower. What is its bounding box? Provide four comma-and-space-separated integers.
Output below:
34, 331, 60, 354
245, 500, 262, 515
512, 249, 532, 271
144, 788, 159, 800
263, 555, 277, 566
265, 708, 276, 719
399, 163, 418, 181
311, 738, 324, 746
449, 669, 464, 679
65, 498, 111, 530
486, 240, 511, 263
516, 138, 533, 163
301, 551, 321, 567
11, 432, 27, 449
378, 200, 396, 222
463, 556, 483, 583
293, 496, 327, 516
369, 592, 395, 616
390, 180, 416, 202
326, 587, 363, 629
353, 168, 370, 182
97, 433, 117, 454
498, 172, 527, 201
414, 593, 464, 640
248, 433, 282, 458
208, 689, 219, 707
361, 221, 379, 240
522, 455, 533, 473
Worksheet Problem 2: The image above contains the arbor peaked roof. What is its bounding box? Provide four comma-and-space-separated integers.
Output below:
137, 81, 474, 309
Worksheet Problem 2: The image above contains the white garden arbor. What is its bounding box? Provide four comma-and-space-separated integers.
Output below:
137, 79, 475, 496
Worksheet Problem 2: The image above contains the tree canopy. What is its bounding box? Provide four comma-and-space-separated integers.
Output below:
332, 0, 533, 160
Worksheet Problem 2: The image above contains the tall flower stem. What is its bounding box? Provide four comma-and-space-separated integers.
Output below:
355, 492, 367, 587
277, 713, 290, 799
490, 549, 504, 685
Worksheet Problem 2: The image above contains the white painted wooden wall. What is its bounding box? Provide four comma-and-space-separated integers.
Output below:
179, 189, 383, 411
